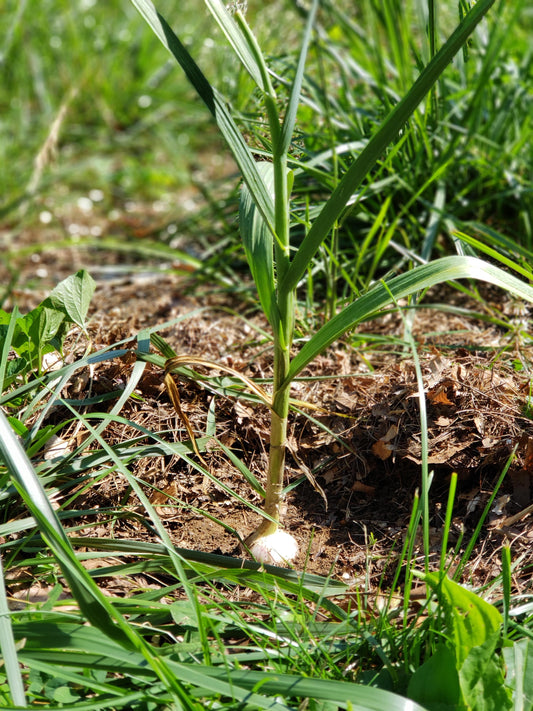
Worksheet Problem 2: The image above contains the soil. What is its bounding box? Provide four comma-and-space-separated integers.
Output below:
3, 213, 533, 599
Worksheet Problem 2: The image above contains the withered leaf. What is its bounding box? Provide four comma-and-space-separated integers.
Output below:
435, 416, 452, 427
351, 481, 376, 496
233, 400, 254, 423
524, 437, 533, 473
407, 437, 473, 465
372, 440, 394, 460
372, 425, 398, 461
382, 424, 399, 442
426, 355, 450, 388
334, 392, 358, 411
473, 415, 485, 434
428, 387, 454, 406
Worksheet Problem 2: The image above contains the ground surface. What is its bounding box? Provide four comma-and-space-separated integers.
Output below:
4, 234, 533, 596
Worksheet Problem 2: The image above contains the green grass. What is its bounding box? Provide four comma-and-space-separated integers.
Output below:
129, 0, 533, 571
234, 0, 533, 308
0, 0, 225, 251
2, 1, 532, 300
2, 0, 533, 708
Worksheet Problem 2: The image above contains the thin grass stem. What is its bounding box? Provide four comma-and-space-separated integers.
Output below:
454, 447, 516, 580
502, 544, 512, 637
0, 553, 26, 706
440, 472, 458, 572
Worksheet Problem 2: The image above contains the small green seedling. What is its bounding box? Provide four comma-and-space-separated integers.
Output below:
0, 270, 95, 389
131, 0, 533, 564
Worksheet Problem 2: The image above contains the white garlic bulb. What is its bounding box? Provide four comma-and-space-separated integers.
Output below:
249, 530, 299, 565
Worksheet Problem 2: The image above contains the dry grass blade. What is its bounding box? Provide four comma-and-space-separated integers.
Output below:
26, 86, 79, 201
164, 353, 273, 408
163, 371, 209, 468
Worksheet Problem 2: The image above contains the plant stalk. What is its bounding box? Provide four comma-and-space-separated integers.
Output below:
247, 145, 294, 544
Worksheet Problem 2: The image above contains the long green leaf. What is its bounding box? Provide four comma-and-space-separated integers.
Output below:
280, 0, 496, 296
283, 256, 533, 385
16, 622, 293, 711
278, 0, 319, 156
0, 306, 19, 390
67, 537, 347, 597
129, 0, 275, 235
199, 666, 427, 711
0, 554, 26, 705
240, 161, 278, 324
0, 429, 131, 650
0, 409, 196, 704
16, 619, 423, 710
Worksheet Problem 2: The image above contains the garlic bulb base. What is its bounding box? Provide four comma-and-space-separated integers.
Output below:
249, 530, 299, 565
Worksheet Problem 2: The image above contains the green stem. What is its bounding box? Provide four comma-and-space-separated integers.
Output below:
270, 146, 293, 502
247, 351, 291, 542
247, 140, 294, 545
234, 10, 276, 96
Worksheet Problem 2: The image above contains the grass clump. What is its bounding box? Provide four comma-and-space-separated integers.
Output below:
234, 0, 533, 310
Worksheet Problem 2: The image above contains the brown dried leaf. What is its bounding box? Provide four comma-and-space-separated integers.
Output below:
382, 424, 399, 443
524, 437, 533, 473
428, 387, 454, 406
473, 415, 485, 434
334, 392, 358, 411
407, 435, 474, 465
234, 400, 255, 423
426, 355, 450, 388
351, 481, 376, 496
372, 439, 394, 460
372, 425, 398, 460
435, 416, 452, 427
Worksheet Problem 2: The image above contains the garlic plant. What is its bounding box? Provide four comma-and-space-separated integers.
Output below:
131, 0, 533, 565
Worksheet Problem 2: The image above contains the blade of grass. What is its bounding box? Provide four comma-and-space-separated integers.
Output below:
66, 537, 347, 597
204, 0, 270, 92
502, 544, 511, 637
454, 230, 533, 280
0, 306, 19, 393
0, 413, 195, 706
454, 446, 516, 581
400, 304, 431, 574
239, 161, 277, 325
198, 665, 428, 710
217, 440, 265, 496
14, 620, 293, 711
0, 553, 26, 706
441, 472, 459, 572
278, 0, 319, 156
